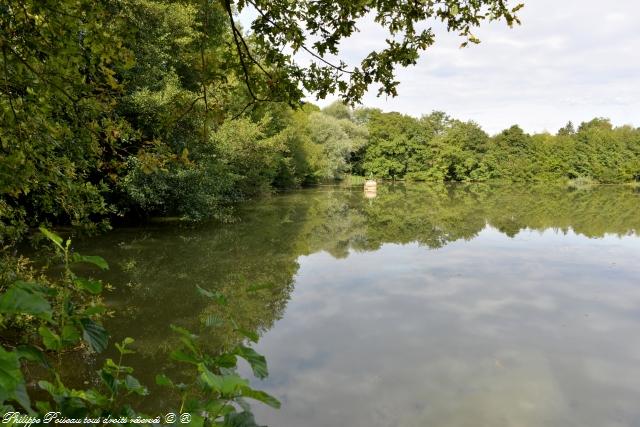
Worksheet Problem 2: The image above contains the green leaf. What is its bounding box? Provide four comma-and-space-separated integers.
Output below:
39, 226, 63, 249
236, 328, 259, 343
80, 389, 109, 406
0, 346, 31, 412
205, 400, 234, 417
38, 326, 62, 351
170, 350, 200, 365
0, 281, 52, 320
220, 374, 249, 396
235, 345, 268, 379
215, 353, 238, 369
198, 364, 223, 392
15, 345, 49, 368
80, 318, 108, 353
115, 344, 134, 355
73, 277, 102, 294
203, 314, 225, 327
196, 285, 227, 305
72, 254, 109, 270
102, 358, 133, 375
13, 383, 32, 413
240, 388, 281, 409
124, 375, 148, 396
155, 374, 173, 387
35, 400, 52, 413
38, 380, 56, 396
115, 337, 135, 355
61, 325, 81, 345
82, 305, 107, 316
170, 324, 199, 355
170, 324, 198, 340
99, 371, 116, 394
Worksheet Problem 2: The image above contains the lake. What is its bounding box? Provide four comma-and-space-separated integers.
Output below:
77, 183, 640, 426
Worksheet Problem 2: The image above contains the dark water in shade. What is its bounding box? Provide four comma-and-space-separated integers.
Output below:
76, 183, 640, 426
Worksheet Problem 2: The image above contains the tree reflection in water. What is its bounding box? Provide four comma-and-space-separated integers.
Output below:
75, 183, 640, 413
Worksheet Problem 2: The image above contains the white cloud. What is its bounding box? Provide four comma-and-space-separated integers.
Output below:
292, 0, 640, 134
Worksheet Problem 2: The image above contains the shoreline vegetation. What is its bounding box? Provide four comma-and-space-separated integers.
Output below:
340, 175, 640, 187
2, 104, 639, 246
1, 0, 638, 424
0, 228, 280, 423
0, 1, 636, 248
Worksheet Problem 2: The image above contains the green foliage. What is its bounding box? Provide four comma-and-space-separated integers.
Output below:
214, 118, 282, 196
356, 111, 640, 184
0, 228, 278, 424
322, 101, 352, 120
305, 112, 367, 180
160, 321, 280, 422
0, 345, 30, 412
0, 0, 133, 244
0, 228, 110, 413
1, 0, 525, 245
119, 149, 236, 221
245, 0, 523, 102
363, 111, 425, 179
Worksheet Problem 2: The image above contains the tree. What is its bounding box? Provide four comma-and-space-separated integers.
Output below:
362, 111, 420, 179
0, 0, 525, 244
426, 121, 489, 181
239, 0, 524, 103
322, 101, 352, 120
558, 121, 576, 136
306, 112, 367, 180
0, 0, 134, 243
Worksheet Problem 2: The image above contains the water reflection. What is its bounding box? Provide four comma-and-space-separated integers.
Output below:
77, 183, 640, 423
364, 179, 377, 199
252, 231, 640, 426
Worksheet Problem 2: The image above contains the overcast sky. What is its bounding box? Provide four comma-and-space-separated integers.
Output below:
246, 0, 640, 134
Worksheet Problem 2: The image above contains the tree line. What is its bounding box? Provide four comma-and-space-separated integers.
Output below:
0, 0, 524, 247
7, 0, 636, 248
3, 80, 639, 248
331, 105, 640, 184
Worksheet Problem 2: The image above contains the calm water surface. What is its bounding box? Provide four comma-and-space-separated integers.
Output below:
78, 184, 640, 427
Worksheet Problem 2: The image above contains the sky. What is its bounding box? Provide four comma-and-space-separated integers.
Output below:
243, 0, 640, 134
